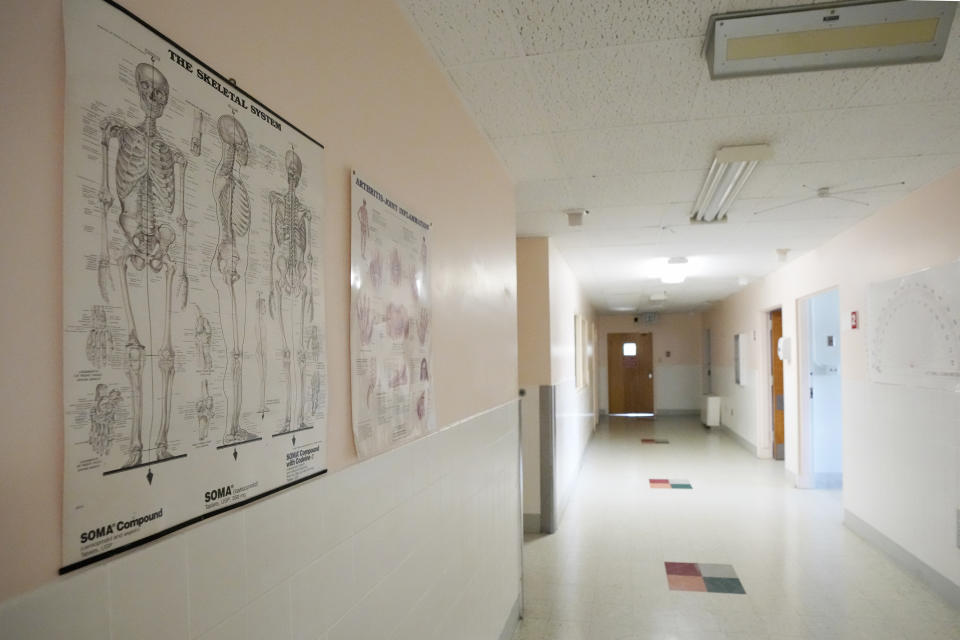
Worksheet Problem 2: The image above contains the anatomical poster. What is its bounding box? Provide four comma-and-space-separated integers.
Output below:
62, 0, 327, 571
350, 171, 435, 458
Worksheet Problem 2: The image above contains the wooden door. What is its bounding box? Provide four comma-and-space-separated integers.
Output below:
770, 310, 785, 460
607, 332, 654, 413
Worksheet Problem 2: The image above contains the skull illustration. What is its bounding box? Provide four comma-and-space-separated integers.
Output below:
285, 149, 302, 188
135, 63, 169, 119
217, 115, 249, 165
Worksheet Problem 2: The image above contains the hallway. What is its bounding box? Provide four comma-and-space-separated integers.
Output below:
514, 416, 960, 640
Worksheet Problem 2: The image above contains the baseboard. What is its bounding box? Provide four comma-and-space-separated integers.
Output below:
784, 468, 797, 487
498, 592, 522, 640
718, 423, 757, 456
523, 513, 540, 534
654, 409, 699, 416
844, 509, 960, 609
815, 472, 843, 489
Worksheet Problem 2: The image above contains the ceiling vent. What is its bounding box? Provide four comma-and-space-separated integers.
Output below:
565, 208, 589, 227
705, 0, 956, 80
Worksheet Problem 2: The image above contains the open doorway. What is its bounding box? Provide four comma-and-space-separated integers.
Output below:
607, 332, 654, 415
769, 309, 785, 461
798, 288, 843, 489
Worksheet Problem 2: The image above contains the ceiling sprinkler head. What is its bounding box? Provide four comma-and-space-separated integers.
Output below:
777, 248, 790, 262
565, 208, 589, 227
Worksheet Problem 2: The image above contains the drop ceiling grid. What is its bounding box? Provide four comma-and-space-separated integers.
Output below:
395, 0, 960, 311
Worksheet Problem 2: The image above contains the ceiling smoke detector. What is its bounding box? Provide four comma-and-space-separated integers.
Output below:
565, 208, 589, 227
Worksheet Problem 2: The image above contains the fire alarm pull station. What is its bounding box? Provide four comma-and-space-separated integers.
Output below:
851, 311, 859, 330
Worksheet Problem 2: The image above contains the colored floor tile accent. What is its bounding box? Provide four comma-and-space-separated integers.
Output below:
649, 478, 693, 489
641, 438, 669, 444
665, 562, 746, 594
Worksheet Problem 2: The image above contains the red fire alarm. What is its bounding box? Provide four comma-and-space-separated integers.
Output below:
850, 311, 859, 330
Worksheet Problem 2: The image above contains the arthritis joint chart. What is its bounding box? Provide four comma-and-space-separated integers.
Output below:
61, 0, 327, 570
350, 172, 435, 458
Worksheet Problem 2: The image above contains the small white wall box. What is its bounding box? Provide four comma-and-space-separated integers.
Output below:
701, 395, 721, 427
777, 336, 791, 363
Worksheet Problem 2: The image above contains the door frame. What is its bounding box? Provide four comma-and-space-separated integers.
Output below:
766, 307, 784, 461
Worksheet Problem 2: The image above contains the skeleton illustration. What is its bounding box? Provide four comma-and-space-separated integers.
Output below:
196, 379, 214, 440
96, 61, 188, 467
89, 383, 122, 456
306, 325, 321, 362
211, 114, 255, 445
86, 305, 113, 368
385, 303, 409, 340
190, 108, 203, 156
356, 198, 369, 259
255, 291, 268, 416
269, 149, 314, 433
416, 391, 426, 421
417, 308, 429, 345
420, 357, 428, 381
194, 304, 212, 371
420, 236, 427, 269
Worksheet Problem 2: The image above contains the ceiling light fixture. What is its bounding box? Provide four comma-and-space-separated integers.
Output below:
565, 208, 589, 227
650, 292, 668, 302
660, 257, 689, 284
704, 0, 955, 80
691, 145, 772, 224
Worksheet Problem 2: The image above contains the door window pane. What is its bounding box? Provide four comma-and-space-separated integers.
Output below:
622, 342, 637, 357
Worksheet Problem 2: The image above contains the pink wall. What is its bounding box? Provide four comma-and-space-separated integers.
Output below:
0, 0, 517, 601
517, 238, 551, 387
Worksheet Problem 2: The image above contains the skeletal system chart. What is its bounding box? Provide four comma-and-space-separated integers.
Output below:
350, 172, 434, 459
62, 0, 327, 570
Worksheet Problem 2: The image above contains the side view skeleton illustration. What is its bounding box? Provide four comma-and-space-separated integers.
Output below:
89, 383, 122, 456
86, 305, 113, 368
97, 61, 188, 467
196, 379, 214, 441
211, 114, 255, 445
269, 149, 314, 433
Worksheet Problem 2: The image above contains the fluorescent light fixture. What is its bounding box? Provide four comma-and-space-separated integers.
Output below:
691, 144, 771, 223
660, 257, 689, 284
705, 0, 956, 79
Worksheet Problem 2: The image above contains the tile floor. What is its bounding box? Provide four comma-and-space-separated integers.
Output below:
513, 415, 960, 639
649, 479, 692, 490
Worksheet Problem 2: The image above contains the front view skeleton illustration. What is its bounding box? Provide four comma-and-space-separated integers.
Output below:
196, 379, 214, 441
97, 61, 188, 467
211, 114, 255, 445
269, 149, 314, 433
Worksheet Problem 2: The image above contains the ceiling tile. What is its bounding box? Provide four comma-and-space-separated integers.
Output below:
515, 179, 570, 213
529, 38, 703, 131
509, 0, 726, 55
494, 135, 565, 182
565, 173, 681, 208
794, 101, 960, 164
675, 111, 828, 171
554, 123, 687, 178
449, 59, 552, 138
690, 67, 873, 120
398, 0, 522, 67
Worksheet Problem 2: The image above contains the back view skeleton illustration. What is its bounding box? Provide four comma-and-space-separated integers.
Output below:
97, 61, 189, 467
269, 149, 314, 433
